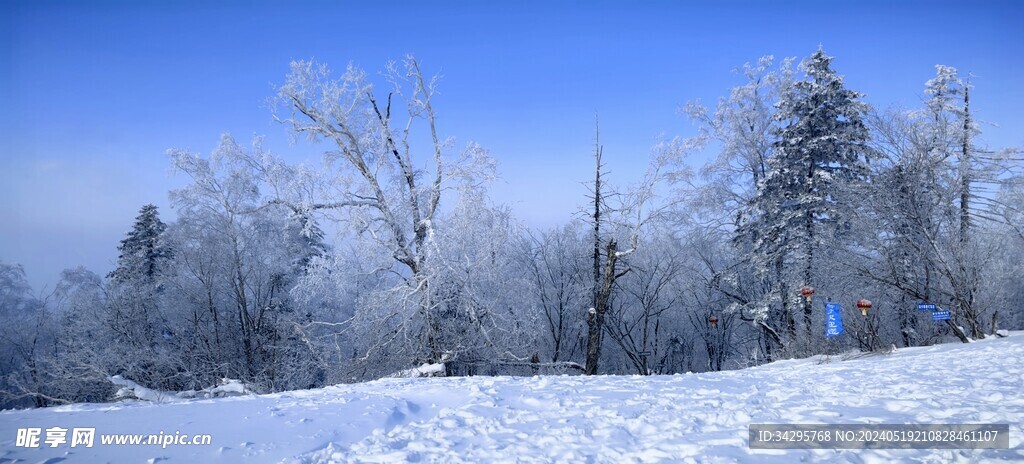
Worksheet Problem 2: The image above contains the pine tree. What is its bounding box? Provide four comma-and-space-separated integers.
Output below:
108, 204, 171, 284
745, 47, 871, 344
283, 209, 327, 276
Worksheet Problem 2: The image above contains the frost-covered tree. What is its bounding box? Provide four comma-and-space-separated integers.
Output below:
165, 134, 325, 391
743, 47, 871, 347
46, 267, 113, 403
679, 55, 794, 359
108, 204, 171, 284
521, 223, 589, 366
682, 55, 795, 224
992, 182, 1024, 331
283, 209, 328, 277
0, 261, 52, 408
860, 65, 1021, 343
270, 56, 496, 372
104, 204, 174, 374
427, 188, 536, 375
583, 119, 676, 374
604, 229, 684, 375
861, 107, 952, 345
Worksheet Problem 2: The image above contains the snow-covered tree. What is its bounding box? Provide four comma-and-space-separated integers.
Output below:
743, 47, 872, 348
271, 56, 496, 371
859, 65, 1022, 343
583, 119, 677, 374
679, 55, 794, 359
46, 267, 113, 403
0, 261, 52, 408
604, 228, 684, 375
108, 204, 171, 284
427, 188, 536, 375
103, 204, 174, 375
165, 134, 325, 391
520, 223, 589, 366
682, 55, 795, 226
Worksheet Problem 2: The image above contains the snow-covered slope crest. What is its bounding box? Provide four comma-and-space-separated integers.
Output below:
1, 335, 1022, 463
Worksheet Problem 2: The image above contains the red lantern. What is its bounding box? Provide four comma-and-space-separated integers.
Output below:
708, 314, 719, 327
856, 299, 872, 316
800, 286, 815, 302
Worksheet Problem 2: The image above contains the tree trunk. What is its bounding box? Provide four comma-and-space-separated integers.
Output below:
802, 184, 815, 342
586, 118, 605, 375
585, 240, 619, 375
945, 319, 971, 343
958, 85, 982, 340
959, 85, 971, 251
776, 257, 795, 340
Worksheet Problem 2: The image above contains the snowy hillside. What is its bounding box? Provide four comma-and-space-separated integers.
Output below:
2, 336, 1021, 463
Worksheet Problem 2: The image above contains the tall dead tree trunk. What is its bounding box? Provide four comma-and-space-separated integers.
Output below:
581, 115, 655, 373
585, 118, 606, 375
956, 82, 982, 339
592, 120, 603, 334
959, 84, 971, 252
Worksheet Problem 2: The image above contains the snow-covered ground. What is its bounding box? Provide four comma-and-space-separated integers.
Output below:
1, 335, 1021, 463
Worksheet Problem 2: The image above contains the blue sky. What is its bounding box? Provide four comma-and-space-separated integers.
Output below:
2, 0, 1022, 291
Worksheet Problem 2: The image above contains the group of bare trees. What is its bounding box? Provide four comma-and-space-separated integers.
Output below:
1, 50, 1021, 408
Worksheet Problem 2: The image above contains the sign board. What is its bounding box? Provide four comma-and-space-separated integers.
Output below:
932, 310, 951, 321
917, 303, 937, 311
825, 303, 843, 337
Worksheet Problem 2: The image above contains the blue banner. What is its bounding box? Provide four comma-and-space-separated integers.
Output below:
932, 310, 951, 321
917, 303, 937, 311
826, 303, 843, 337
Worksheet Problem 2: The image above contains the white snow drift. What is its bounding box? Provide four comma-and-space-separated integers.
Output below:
1, 335, 1021, 463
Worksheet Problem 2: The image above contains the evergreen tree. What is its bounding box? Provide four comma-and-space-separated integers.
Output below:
744, 47, 871, 344
105, 205, 176, 388
108, 204, 171, 284
283, 209, 328, 276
